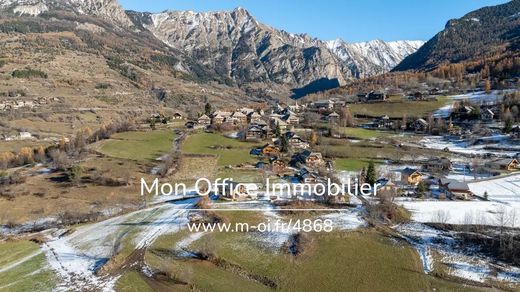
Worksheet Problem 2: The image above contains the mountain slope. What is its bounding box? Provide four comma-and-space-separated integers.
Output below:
0, 0, 424, 96
394, 0, 520, 71
129, 8, 349, 87
0, 0, 134, 27
129, 8, 423, 88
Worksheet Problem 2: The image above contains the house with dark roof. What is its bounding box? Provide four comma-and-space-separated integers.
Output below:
412, 119, 429, 133
424, 157, 453, 173
288, 135, 309, 149
480, 108, 495, 122
365, 91, 387, 102
245, 124, 266, 141
486, 158, 519, 171
312, 100, 334, 110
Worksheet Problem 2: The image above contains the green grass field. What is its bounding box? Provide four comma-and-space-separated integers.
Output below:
349, 96, 449, 119
143, 209, 478, 292
0, 241, 55, 291
337, 127, 390, 139
335, 158, 383, 171
115, 271, 153, 292
182, 132, 257, 166
99, 130, 175, 161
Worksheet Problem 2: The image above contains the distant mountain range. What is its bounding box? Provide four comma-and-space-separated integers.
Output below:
128, 8, 423, 87
0, 0, 517, 97
0, 0, 423, 91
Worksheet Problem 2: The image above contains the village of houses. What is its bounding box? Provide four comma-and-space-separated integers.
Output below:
181, 88, 520, 213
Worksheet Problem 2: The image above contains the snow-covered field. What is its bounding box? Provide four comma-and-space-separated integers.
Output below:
398, 174, 520, 227
419, 136, 518, 157
397, 223, 520, 284
399, 200, 520, 227
41, 198, 197, 291
469, 174, 520, 202
434, 90, 508, 118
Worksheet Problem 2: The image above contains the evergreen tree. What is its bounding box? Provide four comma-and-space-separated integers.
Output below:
504, 117, 513, 133
365, 162, 377, 185
280, 135, 289, 153
416, 181, 428, 198
149, 118, 156, 130
275, 121, 281, 137
204, 102, 213, 116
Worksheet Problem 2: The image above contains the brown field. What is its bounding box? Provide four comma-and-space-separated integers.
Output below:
0, 155, 153, 225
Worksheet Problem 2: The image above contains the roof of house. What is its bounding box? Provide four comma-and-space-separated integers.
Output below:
247, 125, 264, 132
482, 109, 494, 115
490, 158, 519, 166
213, 111, 232, 117
415, 119, 428, 126
439, 178, 470, 191
271, 117, 288, 126
402, 168, 421, 176
232, 111, 247, 118
314, 99, 333, 105
198, 114, 210, 120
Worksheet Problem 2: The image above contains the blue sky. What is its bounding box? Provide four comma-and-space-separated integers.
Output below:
119, 0, 509, 42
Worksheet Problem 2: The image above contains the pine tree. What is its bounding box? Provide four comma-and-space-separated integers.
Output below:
275, 121, 281, 137
365, 162, 377, 185
204, 102, 213, 116
416, 181, 428, 198
280, 135, 289, 153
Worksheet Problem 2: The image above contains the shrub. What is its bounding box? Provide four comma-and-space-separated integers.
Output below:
95, 83, 111, 89
12, 68, 48, 79
67, 165, 83, 184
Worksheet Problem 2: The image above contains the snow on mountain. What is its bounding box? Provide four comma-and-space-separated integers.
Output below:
0, 0, 133, 27
326, 38, 425, 77
133, 7, 424, 86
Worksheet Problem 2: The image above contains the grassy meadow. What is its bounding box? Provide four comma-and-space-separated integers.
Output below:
182, 132, 257, 166
0, 240, 55, 291
99, 130, 175, 161
349, 96, 449, 118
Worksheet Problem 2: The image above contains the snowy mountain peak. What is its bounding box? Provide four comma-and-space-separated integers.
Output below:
0, 0, 133, 27
327, 38, 425, 76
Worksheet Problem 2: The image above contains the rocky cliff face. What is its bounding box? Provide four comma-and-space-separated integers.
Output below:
130, 7, 423, 87
130, 8, 348, 87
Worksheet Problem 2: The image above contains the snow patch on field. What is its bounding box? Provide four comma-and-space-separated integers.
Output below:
469, 174, 520, 203
399, 200, 520, 227
41, 199, 196, 291
396, 223, 520, 284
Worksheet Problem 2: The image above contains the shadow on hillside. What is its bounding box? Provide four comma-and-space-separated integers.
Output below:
291, 77, 341, 99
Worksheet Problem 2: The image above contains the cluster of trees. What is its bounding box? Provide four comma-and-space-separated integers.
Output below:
0, 119, 138, 170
